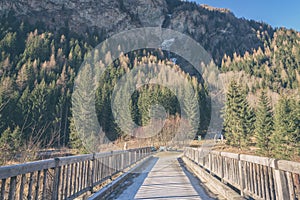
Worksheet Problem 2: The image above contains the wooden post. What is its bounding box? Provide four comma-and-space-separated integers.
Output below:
121, 153, 124, 171
273, 160, 289, 200
1, 179, 6, 200
8, 176, 16, 200
52, 158, 61, 200
35, 171, 41, 200
90, 153, 95, 193
220, 153, 224, 183
238, 154, 245, 196
19, 174, 26, 200
209, 153, 212, 174
109, 152, 112, 180
28, 172, 34, 200
129, 151, 131, 166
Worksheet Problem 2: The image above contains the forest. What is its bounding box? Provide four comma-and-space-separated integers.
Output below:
0, 13, 299, 164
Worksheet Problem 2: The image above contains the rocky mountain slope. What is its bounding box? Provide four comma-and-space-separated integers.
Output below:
0, 0, 274, 64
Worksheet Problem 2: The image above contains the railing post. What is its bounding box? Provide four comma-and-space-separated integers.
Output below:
121, 152, 124, 171
8, 176, 16, 200
273, 160, 289, 200
238, 154, 245, 196
52, 158, 61, 200
220, 153, 224, 183
90, 153, 96, 193
109, 151, 113, 180
128, 150, 131, 166
193, 149, 196, 161
209, 152, 212, 174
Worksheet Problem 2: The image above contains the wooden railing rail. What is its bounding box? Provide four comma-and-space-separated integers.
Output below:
0, 147, 151, 200
184, 147, 300, 200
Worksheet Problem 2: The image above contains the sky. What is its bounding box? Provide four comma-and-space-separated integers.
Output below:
193, 0, 300, 31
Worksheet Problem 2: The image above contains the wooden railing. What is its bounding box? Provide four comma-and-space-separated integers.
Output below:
184, 147, 300, 200
0, 147, 151, 200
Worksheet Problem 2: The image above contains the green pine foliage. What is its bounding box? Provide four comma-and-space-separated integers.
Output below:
254, 90, 273, 156
0, 12, 299, 162
94, 52, 209, 142
223, 80, 255, 149
271, 96, 299, 159
221, 29, 300, 92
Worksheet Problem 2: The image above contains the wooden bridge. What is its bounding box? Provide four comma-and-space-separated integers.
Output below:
0, 147, 299, 200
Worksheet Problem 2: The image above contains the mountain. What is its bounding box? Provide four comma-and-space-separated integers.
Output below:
0, 0, 273, 64
0, 0, 299, 161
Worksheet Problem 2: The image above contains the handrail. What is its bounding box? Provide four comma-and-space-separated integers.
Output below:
0, 147, 152, 200
184, 147, 300, 200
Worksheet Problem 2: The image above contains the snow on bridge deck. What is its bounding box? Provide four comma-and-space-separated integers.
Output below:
111, 152, 215, 200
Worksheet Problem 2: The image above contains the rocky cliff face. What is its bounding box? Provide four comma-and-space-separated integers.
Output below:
0, 0, 274, 64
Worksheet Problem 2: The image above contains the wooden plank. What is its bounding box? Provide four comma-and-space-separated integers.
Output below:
249, 162, 254, 194
257, 164, 262, 198
264, 166, 270, 200
238, 159, 245, 196
294, 174, 300, 199
260, 165, 265, 199
94, 152, 113, 159
268, 167, 275, 200
135, 154, 205, 200
19, 174, 26, 200
73, 163, 78, 194
52, 158, 61, 200
60, 165, 66, 200
240, 154, 276, 168
96, 159, 100, 183
1, 179, 6, 200
286, 172, 295, 200
0, 160, 55, 179
244, 162, 249, 193
59, 154, 93, 166
64, 165, 70, 199
34, 170, 41, 200
81, 161, 85, 190
8, 176, 17, 200
77, 162, 81, 192
274, 169, 290, 200
69, 164, 74, 196
253, 163, 258, 196
42, 169, 47, 200
27, 172, 34, 200
277, 160, 300, 174
88, 159, 92, 192
220, 151, 239, 160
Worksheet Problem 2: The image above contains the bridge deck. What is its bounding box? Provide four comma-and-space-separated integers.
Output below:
111, 152, 215, 200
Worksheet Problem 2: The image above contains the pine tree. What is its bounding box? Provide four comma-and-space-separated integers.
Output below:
271, 96, 298, 159
0, 127, 14, 151
255, 91, 273, 156
223, 80, 254, 149
69, 116, 87, 153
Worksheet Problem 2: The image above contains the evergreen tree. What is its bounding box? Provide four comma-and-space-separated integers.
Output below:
254, 91, 273, 156
271, 96, 298, 159
223, 80, 255, 149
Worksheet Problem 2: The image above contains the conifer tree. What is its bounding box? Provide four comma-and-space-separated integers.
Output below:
223, 80, 255, 149
254, 91, 273, 156
271, 96, 298, 159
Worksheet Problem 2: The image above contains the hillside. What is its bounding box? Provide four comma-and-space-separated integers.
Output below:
0, 0, 299, 163
0, 0, 273, 64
